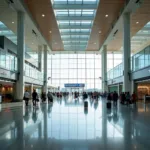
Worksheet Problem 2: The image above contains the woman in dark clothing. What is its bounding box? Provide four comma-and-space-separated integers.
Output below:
32, 89, 38, 107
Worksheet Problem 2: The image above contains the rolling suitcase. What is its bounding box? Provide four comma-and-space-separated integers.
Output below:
107, 102, 111, 109
84, 101, 88, 108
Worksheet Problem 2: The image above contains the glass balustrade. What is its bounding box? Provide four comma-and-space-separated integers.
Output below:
0, 50, 43, 81
107, 45, 150, 80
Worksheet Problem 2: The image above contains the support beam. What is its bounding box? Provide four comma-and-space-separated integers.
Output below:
53, 4, 97, 10
38, 45, 42, 72
59, 25, 91, 29
15, 11, 25, 101
101, 45, 107, 92
43, 45, 48, 94
61, 32, 90, 36
123, 13, 131, 93
56, 16, 94, 21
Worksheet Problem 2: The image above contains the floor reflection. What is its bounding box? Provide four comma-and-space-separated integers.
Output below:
1, 96, 150, 149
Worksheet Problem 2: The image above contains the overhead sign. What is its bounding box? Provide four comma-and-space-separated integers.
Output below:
65, 83, 85, 88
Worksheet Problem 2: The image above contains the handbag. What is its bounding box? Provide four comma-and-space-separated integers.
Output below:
23, 96, 25, 100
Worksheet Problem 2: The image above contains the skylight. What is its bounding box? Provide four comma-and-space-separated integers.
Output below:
51, 0, 99, 51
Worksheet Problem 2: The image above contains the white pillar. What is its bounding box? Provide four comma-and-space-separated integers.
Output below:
30, 84, 33, 99
38, 45, 42, 72
15, 11, 25, 101
43, 45, 48, 93
123, 13, 131, 93
101, 45, 107, 92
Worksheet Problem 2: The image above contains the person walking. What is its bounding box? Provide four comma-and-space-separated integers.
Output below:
47, 91, 53, 103
132, 92, 137, 105
41, 92, 46, 103
24, 90, 30, 106
32, 89, 38, 107
125, 92, 131, 106
113, 91, 119, 107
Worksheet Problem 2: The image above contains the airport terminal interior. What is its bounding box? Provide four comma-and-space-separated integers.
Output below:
1, 0, 150, 149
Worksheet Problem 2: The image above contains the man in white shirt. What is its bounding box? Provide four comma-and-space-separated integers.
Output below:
24, 90, 30, 106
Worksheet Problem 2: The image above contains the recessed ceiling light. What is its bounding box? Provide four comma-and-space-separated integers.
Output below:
49, 31, 52, 33
136, 22, 139, 24
12, 22, 14, 24
94, 43, 96, 44
42, 14, 45, 17
32, 43, 34, 44
105, 14, 108, 17
99, 31, 101, 34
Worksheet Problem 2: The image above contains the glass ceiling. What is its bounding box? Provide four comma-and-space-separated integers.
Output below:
51, 0, 100, 51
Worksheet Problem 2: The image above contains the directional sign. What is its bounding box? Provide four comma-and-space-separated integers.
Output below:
64, 83, 85, 88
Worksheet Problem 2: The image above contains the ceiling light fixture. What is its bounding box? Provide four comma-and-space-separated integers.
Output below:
94, 43, 96, 44
99, 31, 101, 34
105, 14, 108, 17
136, 22, 139, 24
42, 14, 45, 17
49, 31, 52, 33
32, 43, 34, 44
12, 22, 14, 24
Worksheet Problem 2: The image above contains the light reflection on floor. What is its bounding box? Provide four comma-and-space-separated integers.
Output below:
0, 96, 150, 149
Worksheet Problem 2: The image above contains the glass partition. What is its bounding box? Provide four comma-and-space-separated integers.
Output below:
25, 63, 43, 81
0, 49, 17, 72
132, 45, 150, 71
107, 45, 150, 80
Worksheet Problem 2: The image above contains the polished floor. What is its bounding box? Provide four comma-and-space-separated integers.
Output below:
0, 96, 150, 150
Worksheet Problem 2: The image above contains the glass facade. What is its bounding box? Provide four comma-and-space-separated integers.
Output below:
48, 53, 101, 91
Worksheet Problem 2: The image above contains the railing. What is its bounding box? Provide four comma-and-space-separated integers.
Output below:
0, 50, 43, 81
107, 63, 123, 80
25, 63, 43, 81
107, 45, 150, 80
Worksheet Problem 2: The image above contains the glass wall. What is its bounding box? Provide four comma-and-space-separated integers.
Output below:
0, 49, 17, 72
107, 45, 150, 80
132, 45, 150, 71
25, 63, 43, 81
107, 53, 122, 71
48, 53, 102, 91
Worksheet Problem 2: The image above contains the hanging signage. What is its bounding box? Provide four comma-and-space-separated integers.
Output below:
64, 83, 85, 88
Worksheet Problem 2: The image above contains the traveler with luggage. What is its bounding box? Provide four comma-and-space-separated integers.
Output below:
32, 89, 38, 107
131, 92, 137, 105
113, 91, 118, 107
125, 92, 131, 106
47, 91, 53, 103
24, 90, 30, 106
41, 92, 46, 102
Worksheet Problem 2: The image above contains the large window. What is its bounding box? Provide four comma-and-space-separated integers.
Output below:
48, 53, 101, 91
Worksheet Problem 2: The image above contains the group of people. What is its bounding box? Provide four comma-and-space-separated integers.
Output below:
107, 91, 137, 107
24, 90, 54, 107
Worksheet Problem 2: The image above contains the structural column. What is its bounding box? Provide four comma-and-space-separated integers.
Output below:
43, 45, 48, 93
38, 45, 42, 72
101, 45, 107, 92
30, 84, 33, 99
15, 11, 25, 101
123, 13, 131, 93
